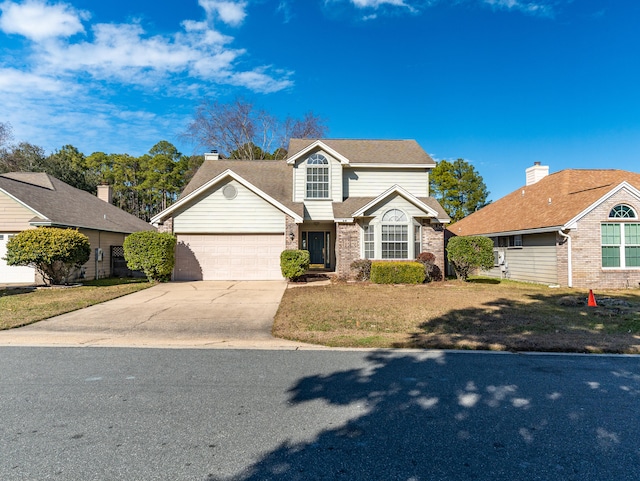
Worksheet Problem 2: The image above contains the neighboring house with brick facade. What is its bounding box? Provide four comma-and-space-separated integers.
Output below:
0, 172, 154, 284
448, 163, 640, 289
150, 139, 450, 281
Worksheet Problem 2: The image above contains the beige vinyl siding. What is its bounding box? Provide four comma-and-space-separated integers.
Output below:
80, 229, 127, 280
292, 152, 342, 202
0, 191, 41, 231
303, 200, 335, 221
343, 168, 429, 198
365, 194, 427, 218
485, 233, 558, 284
173, 180, 286, 234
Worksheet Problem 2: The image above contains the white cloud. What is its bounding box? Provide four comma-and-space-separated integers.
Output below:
0, 67, 68, 93
199, 0, 247, 26
0, 0, 290, 93
483, 0, 552, 16
0, 0, 88, 41
351, 0, 409, 7
339, 0, 554, 16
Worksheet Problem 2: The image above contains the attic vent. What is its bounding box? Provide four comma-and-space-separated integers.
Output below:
223, 184, 237, 200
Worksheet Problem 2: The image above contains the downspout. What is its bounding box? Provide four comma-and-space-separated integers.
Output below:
558, 229, 572, 288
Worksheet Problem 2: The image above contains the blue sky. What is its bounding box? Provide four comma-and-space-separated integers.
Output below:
0, 0, 638, 199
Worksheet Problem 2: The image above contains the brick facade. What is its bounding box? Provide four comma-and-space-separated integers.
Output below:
285, 215, 299, 250
156, 217, 173, 233
335, 222, 360, 278
422, 221, 446, 277
567, 188, 640, 289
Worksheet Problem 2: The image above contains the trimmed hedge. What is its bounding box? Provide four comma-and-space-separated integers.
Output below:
370, 261, 426, 284
4, 227, 91, 285
446, 235, 494, 281
123, 231, 176, 282
280, 249, 310, 280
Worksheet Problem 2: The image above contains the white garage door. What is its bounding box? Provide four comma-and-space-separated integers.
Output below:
175, 234, 285, 281
0, 233, 36, 284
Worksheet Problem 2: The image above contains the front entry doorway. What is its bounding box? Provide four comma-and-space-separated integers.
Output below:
303, 231, 330, 268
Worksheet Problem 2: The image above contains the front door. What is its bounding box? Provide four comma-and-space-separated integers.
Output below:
308, 232, 325, 266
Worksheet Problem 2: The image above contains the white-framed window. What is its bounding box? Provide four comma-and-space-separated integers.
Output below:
363, 224, 375, 259
602, 205, 640, 268
414, 224, 422, 256
381, 209, 408, 259
306, 153, 329, 199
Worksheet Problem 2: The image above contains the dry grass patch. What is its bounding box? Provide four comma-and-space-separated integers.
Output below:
273, 279, 640, 353
0, 278, 152, 329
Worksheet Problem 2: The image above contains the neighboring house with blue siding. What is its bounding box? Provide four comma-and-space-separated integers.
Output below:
448, 163, 640, 289
151, 139, 450, 281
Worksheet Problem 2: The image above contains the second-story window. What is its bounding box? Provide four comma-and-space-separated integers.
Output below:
306, 153, 329, 198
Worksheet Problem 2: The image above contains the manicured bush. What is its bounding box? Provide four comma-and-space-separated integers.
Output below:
370, 261, 426, 284
280, 249, 310, 280
123, 231, 176, 282
4, 227, 91, 285
446, 235, 494, 281
350, 259, 372, 281
415, 251, 443, 282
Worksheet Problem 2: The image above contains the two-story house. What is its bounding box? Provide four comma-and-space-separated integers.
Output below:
150, 139, 450, 280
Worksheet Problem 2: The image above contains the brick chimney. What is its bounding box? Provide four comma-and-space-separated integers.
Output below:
97, 184, 113, 204
525, 161, 549, 186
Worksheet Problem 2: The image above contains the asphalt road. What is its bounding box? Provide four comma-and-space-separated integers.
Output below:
2, 348, 639, 481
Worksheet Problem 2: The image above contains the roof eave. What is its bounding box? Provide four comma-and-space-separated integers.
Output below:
286, 140, 350, 165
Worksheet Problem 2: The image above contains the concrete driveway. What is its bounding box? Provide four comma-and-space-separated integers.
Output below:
0, 281, 316, 349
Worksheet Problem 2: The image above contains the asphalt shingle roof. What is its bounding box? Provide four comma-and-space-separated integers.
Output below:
287, 139, 435, 165
449, 169, 640, 236
0, 172, 154, 233
179, 159, 303, 216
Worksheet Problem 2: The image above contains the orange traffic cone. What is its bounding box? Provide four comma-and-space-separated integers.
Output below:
588, 289, 597, 307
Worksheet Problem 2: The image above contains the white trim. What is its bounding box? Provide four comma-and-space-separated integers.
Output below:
151, 170, 303, 224
0, 187, 49, 222
344, 163, 434, 169
469, 225, 566, 237
351, 184, 440, 218
564, 181, 640, 229
286, 140, 350, 165
558, 230, 572, 287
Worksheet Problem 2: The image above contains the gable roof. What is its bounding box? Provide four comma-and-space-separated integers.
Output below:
0, 173, 154, 233
287, 139, 436, 166
449, 169, 640, 236
152, 159, 303, 223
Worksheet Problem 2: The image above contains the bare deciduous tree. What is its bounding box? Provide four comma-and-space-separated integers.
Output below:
183, 97, 328, 160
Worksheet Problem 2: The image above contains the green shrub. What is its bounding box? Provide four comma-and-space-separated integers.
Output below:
446, 235, 494, 281
280, 249, 310, 280
4, 227, 91, 285
124, 231, 176, 282
350, 259, 372, 281
370, 261, 426, 284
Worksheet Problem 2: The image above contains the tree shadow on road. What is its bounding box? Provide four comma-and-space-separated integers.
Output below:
205, 351, 640, 481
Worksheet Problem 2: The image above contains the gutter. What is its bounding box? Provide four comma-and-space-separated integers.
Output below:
558, 229, 572, 287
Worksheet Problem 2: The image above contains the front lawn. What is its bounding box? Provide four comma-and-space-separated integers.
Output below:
273, 279, 640, 353
0, 278, 152, 329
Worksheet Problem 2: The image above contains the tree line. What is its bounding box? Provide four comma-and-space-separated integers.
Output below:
0, 128, 202, 222
0, 98, 329, 222
1, 97, 490, 224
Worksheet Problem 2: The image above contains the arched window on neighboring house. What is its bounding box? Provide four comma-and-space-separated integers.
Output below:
601, 204, 640, 268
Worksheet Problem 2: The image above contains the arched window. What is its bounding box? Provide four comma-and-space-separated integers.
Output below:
306, 153, 329, 198
381, 209, 408, 259
602, 204, 640, 268
609, 204, 637, 219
